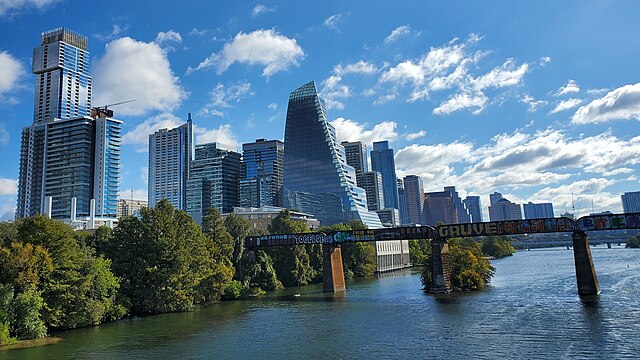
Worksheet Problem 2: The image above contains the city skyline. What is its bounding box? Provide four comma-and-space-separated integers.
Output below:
1, 1, 640, 221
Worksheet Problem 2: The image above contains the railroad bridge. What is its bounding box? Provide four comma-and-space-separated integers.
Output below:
245, 212, 640, 296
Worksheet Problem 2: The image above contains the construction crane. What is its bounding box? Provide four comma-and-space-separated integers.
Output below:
92, 99, 136, 118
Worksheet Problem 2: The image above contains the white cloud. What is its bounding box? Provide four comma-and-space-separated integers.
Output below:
330, 118, 398, 145
252, 4, 275, 17
0, 177, 17, 196
602, 168, 633, 177
268, 103, 277, 111
384, 25, 411, 44
121, 113, 183, 145
194, 124, 239, 150
0, 0, 58, 16
0, 124, 8, 144
94, 24, 128, 42
188, 28, 208, 36
521, 94, 548, 112
433, 92, 487, 115
335, 60, 377, 75
404, 130, 426, 141
118, 188, 148, 200
189, 29, 304, 78
0, 51, 25, 99
571, 83, 640, 124
531, 178, 620, 214
92, 37, 187, 116
587, 88, 609, 96
540, 56, 552, 66
549, 98, 583, 114
555, 79, 580, 96
320, 61, 378, 110
199, 81, 253, 117
323, 14, 343, 30
154, 30, 183, 50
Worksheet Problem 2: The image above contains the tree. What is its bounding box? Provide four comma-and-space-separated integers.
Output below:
10, 290, 47, 339
409, 240, 431, 265
202, 208, 234, 266
481, 236, 515, 258
342, 242, 377, 278
0, 284, 16, 346
223, 213, 253, 278
266, 210, 315, 287
627, 235, 640, 248
242, 250, 282, 291
0, 221, 18, 248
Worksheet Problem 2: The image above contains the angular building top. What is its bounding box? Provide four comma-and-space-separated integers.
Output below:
371, 140, 400, 210
283, 81, 382, 228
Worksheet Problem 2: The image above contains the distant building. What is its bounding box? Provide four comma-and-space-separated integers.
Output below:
488, 195, 522, 221
444, 186, 470, 223
148, 116, 193, 210
239, 138, 284, 208
463, 196, 483, 223
376, 208, 400, 227
403, 175, 425, 225
523, 202, 554, 219
397, 178, 409, 225
589, 211, 613, 216
186, 143, 241, 224
621, 191, 640, 213
341, 141, 368, 176
370, 141, 399, 210
117, 199, 147, 218
223, 206, 319, 230
357, 171, 385, 211
423, 191, 458, 226
490, 191, 504, 206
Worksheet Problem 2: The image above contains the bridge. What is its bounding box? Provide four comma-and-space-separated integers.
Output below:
245, 212, 640, 296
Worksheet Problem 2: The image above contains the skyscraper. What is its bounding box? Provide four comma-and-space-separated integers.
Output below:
444, 186, 471, 223
282, 81, 382, 228
148, 115, 193, 210
463, 196, 483, 223
423, 191, 458, 226
342, 141, 368, 176
621, 191, 640, 213
403, 175, 425, 225
523, 202, 554, 219
370, 141, 400, 210
397, 178, 409, 225
186, 143, 241, 223
488, 196, 523, 221
17, 28, 120, 224
239, 139, 284, 208
357, 171, 384, 211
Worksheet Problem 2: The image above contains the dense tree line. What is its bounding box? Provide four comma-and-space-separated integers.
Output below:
626, 235, 640, 248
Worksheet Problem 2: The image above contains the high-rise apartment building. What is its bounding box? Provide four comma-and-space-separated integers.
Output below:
148, 116, 193, 210
463, 196, 483, 223
186, 143, 241, 223
403, 175, 425, 225
17, 28, 120, 224
239, 139, 284, 208
341, 141, 368, 176
397, 178, 409, 225
370, 141, 399, 210
282, 81, 382, 228
488, 194, 523, 221
523, 202, 554, 219
357, 171, 385, 211
621, 191, 640, 213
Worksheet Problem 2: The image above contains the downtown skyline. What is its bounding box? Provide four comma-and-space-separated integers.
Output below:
1, 1, 640, 220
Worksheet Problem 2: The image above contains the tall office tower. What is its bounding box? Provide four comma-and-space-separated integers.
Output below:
357, 171, 385, 211
283, 81, 382, 228
444, 186, 471, 223
397, 178, 409, 225
17, 28, 121, 223
148, 115, 193, 210
370, 141, 399, 210
488, 196, 523, 221
463, 196, 483, 223
490, 191, 504, 206
423, 191, 458, 226
342, 141, 368, 176
33, 28, 92, 124
239, 139, 284, 208
403, 175, 425, 225
186, 143, 241, 224
523, 202, 555, 219
621, 191, 640, 213
376, 208, 400, 226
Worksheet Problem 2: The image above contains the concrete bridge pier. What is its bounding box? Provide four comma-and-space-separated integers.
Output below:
572, 231, 600, 296
430, 239, 453, 293
323, 244, 346, 292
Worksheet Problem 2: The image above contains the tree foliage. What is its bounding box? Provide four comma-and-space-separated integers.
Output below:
409, 240, 431, 265
627, 235, 640, 248
481, 236, 516, 258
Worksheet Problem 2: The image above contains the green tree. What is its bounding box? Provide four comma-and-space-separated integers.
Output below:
0, 221, 18, 248
481, 236, 516, 258
0, 284, 16, 346
266, 210, 315, 287
106, 200, 232, 314
10, 290, 47, 339
223, 213, 253, 278
409, 240, 431, 265
242, 250, 282, 291
342, 242, 377, 278
202, 208, 234, 266
627, 235, 640, 248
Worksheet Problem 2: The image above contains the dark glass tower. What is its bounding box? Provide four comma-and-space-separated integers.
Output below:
283, 81, 382, 228
239, 139, 284, 207
370, 141, 400, 210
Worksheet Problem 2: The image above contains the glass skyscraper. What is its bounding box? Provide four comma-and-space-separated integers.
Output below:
370, 141, 400, 210
239, 139, 284, 208
148, 116, 193, 210
282, 81, 382, 228
463, 195, 483, 223
17, 28, 121, 223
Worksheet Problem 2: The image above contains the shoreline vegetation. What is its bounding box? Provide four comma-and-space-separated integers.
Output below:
0, 201, 517, 350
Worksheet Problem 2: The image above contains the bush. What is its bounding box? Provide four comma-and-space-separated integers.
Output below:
627, 236, 640, 248
222, 281, 242, 300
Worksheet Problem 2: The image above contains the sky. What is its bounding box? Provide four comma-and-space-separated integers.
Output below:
1, 0, 640, 221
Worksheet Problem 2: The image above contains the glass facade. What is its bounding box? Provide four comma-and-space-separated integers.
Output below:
463, 195, 483, 223
240, 139, 284, 207
370, 141, 400, 210
283, 81, 382, 228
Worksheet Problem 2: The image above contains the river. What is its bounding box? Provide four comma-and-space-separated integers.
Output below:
2, 246, 639, 359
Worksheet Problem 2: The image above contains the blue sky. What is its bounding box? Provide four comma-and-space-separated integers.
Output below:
1, 0, 640, 220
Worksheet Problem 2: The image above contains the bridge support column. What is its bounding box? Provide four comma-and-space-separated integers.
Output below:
323, 245, 346, 292
572, 231, 600, 296
430, 239, 452, 293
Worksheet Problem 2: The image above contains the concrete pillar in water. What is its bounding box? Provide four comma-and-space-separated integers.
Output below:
572, 231, 600, 296
430, 239, 453, 293
323, 245, 346, 292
